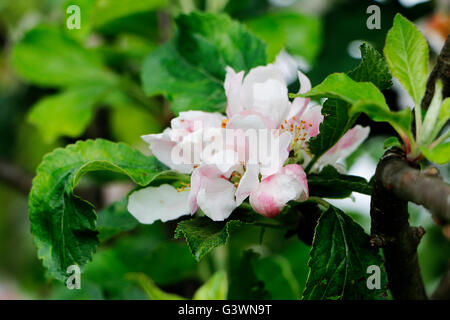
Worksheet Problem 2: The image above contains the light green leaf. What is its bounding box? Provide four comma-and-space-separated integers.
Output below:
420, 81, 443, 145
29, 139, 170, 281
421, 142, 450, 164
12, 26, 115, 87
303, 206, 387, 300
299, 73, 412, 147
301, 73, 388, 108
193, 271, 228, 300
384, 13, 429, 105
308, 43, 392, 159
245, 16, 286, 62
350, 101, 412, 133
175, 217, 250, 261
142, 12, 267, 114
246, 11, 322, 63
430, 98, 450, 142
127, 273, 186, 300
307, 165, 372, 198
272, 12, 322, 65
383, 136, 402, 149
27, 84, 112, 143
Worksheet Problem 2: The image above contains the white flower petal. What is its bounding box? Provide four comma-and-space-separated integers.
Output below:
236, 164, 260, 206
197, 177, 237, 221
224, 66, 244, 117
128, 184, 190, 224
274, 50, 299, 84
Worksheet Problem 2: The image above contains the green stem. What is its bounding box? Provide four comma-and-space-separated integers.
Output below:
305, 155, 319, 174
414, 103, 422, 143
307, 196, 331, 209
429, 130, 450, 149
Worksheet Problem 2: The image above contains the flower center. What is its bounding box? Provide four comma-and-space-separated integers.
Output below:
280, 117, 313, 153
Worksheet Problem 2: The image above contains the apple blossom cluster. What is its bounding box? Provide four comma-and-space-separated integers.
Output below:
128, 61, 369, 224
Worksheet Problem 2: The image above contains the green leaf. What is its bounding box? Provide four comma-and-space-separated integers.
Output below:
29, 139, 170, 281
97, 198, 139, 242
252, 256, 300, 299
303, 206, 387, 300
302, 73, 388, 107
307, 165, 372, 198
228, 250, 270, 299
383, 136, 402, 149
142, 12, 267, 114
27, 84, 112, 143
193, 271, 228, 300
246, 11, 322, 63
420, 142, 450, 164
347, 43, 392, 91
429, 98, 450, 144
12, 26, 115, 87
301, 73, 412, 147
384, 13, 429, 105
92, 0, 166, 27
175, 217, 250, 261
126, 273, 185, 300
308, 43, 392, 158
308, 99, 350, 158
245, 16, 286, 62
350, 101, 412, 139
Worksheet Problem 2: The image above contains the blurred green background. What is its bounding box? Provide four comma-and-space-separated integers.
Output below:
0, 0, 448, 299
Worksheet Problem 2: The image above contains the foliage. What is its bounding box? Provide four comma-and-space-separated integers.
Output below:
29, 139, 169, 281
303, 206, 387, 300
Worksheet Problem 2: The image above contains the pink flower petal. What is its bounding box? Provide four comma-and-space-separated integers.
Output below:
318, 125, 370, 168
250, 164, 308, 218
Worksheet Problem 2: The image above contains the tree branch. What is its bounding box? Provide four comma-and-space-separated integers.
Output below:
377, 152, 450, 224
421, 35, 450, 110
370, 148, 427, 300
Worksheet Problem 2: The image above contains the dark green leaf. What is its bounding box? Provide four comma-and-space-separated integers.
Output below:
308, 165, 372, 198
174, 217, 250, 261
348, 43, 392, 91
228, 250, 270, 299
29, 139, 170, 281
303, 206, 387, 300
308, 99, 350, 158
141, 12, 267, 114
97, 198, 139, 242
252, 255, 300, 299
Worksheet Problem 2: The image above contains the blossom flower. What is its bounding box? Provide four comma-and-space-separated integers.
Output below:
141, 110, 226, 174
128, 63, 370, 224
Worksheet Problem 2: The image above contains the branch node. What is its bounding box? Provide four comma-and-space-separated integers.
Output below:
423, 166, 440, 178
